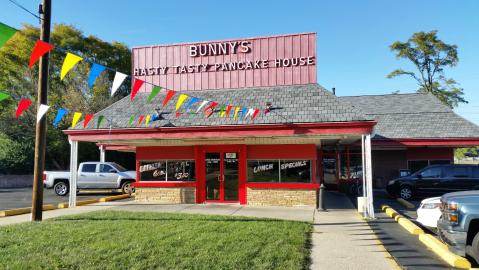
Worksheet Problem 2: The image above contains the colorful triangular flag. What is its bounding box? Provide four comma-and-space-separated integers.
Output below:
83, 114, 93, 128
151, 113, 159, 121
145, 114, 151, 126
162, 90, 176, 107
0, 92, 10, 102
219, 104, 227, 117
29, 40, 54, 68
240, 107, 248, 119
196, 100, 209, 113
60, 53, 83, 80
36, 104, 50, 123
97, 115, 105, 128
71, 112, 82, 128
15, 99, 32, 118
88, 63, 106, 89
0, 22, 17, 48
203, 102, 218, 114
53, 108, 68, 127
137, 115, 144, 125
111, 72, 127, 96
184, 97, 199, 111
147, 86, 161, 103
131, 79, 144, 101
129, 115, 134, 126
245, 108, 255, 118
175, 94, 188, 111
233, 106, 241, 120
251, 109, 260, 120
224, 105, 233, 117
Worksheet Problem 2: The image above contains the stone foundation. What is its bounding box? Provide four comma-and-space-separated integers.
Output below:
135, 187, 196, 204
247, 188, 316, 207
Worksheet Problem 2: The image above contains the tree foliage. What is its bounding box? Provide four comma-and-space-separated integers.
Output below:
388, 31, 466, 108
0, 24, 131, 173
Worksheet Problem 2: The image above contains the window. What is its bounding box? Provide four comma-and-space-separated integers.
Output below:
419, 167, 442, 178
139, 160, 195, 181
99, 164, 115, 173
247, 160, 312, 183
472, 167, 479, 178
444, 167, 470, 178
82, 164, 96, 173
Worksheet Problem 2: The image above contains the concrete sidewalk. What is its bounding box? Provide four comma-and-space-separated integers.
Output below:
312, 192, 399, 270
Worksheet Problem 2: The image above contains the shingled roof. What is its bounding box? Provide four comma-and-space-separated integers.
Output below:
340, 93, 479, 139
71, 83, 372, 130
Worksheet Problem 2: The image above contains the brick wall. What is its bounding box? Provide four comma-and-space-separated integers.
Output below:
135, 187, 196, 203
247, 188, 316, 207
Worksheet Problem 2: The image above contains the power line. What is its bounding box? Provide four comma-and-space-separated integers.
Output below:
7, 0, 42, 21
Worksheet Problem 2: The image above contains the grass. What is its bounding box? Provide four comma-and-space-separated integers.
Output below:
0, 211, 312, 270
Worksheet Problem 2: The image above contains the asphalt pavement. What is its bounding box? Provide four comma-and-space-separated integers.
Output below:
0, 187, 122, 211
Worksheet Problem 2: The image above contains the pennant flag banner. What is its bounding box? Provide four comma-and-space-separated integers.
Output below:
0, 92, 10, 102
145, 114, 151, 126
60, 53, 83, 80
15, 99, 32, 118
225, 105, 233, 117
131, 79, 144, 101
203, 102, 218, 114
97, 115, 105, 128
137, 115, 144, 125
71, 112, 82, 128
219, 104, 227, 117
88, 63, 106, 89
36, 104, 50, 123
0, 22, 17, 48
183, 96, 199, 111
245, 108, 255, 119
29, 40, 54, 68
151, 113, 159, 121
147, 86, 161, 103
162, 90, 176, 107
240, 107, 248, 119
205, 110, 214, 118
251, 109, 260, 120
83, 114, 93, 128
129, 115, 134, 126
234, 106, 241, 120
175, 94, 188, 111
53, 108, 68, 127
176, 112, 182, 118
196, 100, 209, 113
111, 72, 127, 96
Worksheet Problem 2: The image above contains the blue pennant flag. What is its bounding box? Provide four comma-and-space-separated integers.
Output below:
53, 108, 68, 127
88, 63, 106, 89
183, 97, 199, 111
151, 112, 160, 121
240, 107, 248, 118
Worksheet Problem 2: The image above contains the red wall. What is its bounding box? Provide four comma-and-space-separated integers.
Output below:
137, 146, 195, 160
406, 147, 454, 161
247, 144, 316, 159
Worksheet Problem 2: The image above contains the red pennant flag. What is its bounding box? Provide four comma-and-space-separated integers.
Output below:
137, 115, 145, 125
251, 109, 260, 120
29, 40, 54, 68
225, 105, 233, 117
203, 102, 218, 113
205, 110, 214, 118
83, 114, 93, 128
175, 112, 182, 118
15, 99, 32, 118
131, 79, 144, 101
162, 90, 176, 107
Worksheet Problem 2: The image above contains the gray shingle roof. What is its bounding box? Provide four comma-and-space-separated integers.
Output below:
71, 84, 372, 130
340, 93, 479, 139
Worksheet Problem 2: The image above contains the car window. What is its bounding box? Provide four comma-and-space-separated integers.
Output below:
419, 167, 442, 178
99, 164, 115, 173
444, 167, 470, 178
111, 163, 127, 172
473, 167, 479, 178
82, 164, 96, 173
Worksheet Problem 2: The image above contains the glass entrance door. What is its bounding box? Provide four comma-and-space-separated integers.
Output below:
205, 152, 239, 202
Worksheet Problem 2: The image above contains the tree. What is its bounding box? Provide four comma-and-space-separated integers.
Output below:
387, 31, 466, 108
0, 24, 131, 172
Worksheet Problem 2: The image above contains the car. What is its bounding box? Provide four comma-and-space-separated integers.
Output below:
437, 190, 479, 263
44, 162, 136, 196
386, 164, 479, 200
416, 197, 441, 228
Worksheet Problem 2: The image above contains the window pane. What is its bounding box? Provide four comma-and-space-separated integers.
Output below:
340, 153, 348, 180
247, 160, 279, 182
167, 161, 195, 181
280, 160, 311, 183
444, 167, 470, 178
99, 164, 114, 173
322, 158, 337, 185
82, 164, 96, 173
139, 161, 166, 181
349, 155, 363, 180
420, 167, 442, 178
473, 168, 479, 178
408, 160, 429, 174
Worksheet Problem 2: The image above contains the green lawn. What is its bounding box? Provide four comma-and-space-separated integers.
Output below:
0, 211, 312, 270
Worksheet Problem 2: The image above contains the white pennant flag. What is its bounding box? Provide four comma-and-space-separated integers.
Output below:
245, 108, 255, 118
36, 104, 50, 123
195, 100, 209, 113
111, 72, 128, 96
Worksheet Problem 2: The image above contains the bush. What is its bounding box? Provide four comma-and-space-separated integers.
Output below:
0, 133, 34, 174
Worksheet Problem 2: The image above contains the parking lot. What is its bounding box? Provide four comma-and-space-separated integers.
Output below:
0, 187, 122, 211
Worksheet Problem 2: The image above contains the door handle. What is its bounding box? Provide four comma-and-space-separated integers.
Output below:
80, 174, 85, 176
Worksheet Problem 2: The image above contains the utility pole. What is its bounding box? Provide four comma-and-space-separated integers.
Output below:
31, 0, 51, 221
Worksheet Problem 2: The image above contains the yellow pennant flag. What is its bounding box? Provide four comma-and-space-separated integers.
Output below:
145, 114, 151, 127
175, 94, 188, 111
60, 53, 83, 80
71, 112, 82, 128
233, 106, 241, 120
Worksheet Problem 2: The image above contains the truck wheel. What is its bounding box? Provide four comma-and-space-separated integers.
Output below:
469, 232, 479, 263
121, 181, 135, 195
54, 181, 69, 196
399, 186, 413, 200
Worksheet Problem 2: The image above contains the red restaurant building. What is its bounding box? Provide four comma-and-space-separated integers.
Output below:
64, 33, 479, 211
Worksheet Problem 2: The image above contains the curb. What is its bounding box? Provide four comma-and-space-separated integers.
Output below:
396, 198, 415, 209
0, 194, 131, 217
381, 204, 471, 269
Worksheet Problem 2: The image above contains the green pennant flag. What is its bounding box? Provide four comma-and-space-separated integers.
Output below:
129, 115, 134, 126
97, 115, 105, 128
147, 86, 162, 103
0, 92, 10, 102
0, 23, 18, 49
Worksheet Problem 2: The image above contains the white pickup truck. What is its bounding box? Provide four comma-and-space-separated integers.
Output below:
43, 162, 136, 196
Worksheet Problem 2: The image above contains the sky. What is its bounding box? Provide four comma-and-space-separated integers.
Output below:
2, 0, 479, 124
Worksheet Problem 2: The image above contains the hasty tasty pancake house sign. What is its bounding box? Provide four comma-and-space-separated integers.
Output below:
132, 33, 317, 91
